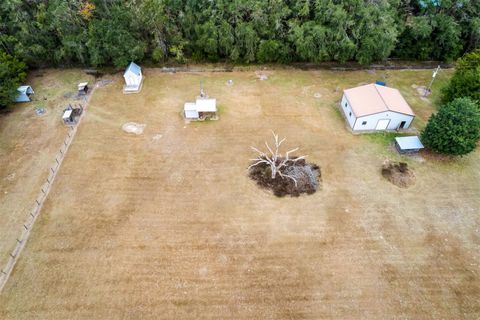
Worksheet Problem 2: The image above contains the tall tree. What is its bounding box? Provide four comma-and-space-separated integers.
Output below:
86, 5, 145, 67
442, 49, 480, 105
0, 51, 26, 108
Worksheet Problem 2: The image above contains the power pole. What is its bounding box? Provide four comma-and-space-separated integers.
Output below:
425, 65, 441, 97
200, 81, 205, 98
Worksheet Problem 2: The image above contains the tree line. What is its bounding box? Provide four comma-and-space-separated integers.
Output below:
0, 0, 478, 68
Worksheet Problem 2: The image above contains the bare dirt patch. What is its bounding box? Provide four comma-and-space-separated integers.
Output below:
122, 122, 146, 135
381, 160, 416, 188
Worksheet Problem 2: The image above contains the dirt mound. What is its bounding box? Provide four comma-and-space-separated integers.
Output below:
381, 161, 415, 188
249, 158, 321, 197
122, 122, 146, 135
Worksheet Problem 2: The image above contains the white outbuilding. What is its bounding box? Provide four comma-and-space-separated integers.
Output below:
123, 62, 143, 93
14, 85, 34, 103
184, 97, 217, 121
340, 83, 415, 132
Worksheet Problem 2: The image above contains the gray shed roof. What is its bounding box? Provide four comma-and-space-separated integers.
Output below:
395, 136, 424, 150
124, 62, 141, 76
14, 86, 34, 102
17, 86, 33, 94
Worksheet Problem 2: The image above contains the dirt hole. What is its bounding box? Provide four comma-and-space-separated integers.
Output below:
381, 161, 415, 188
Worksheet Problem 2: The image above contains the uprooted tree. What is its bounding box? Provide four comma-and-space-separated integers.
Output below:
248, 131, 321, 197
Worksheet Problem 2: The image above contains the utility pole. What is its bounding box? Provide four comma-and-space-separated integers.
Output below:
425, 65, 441, 97
200, 81, 205, 98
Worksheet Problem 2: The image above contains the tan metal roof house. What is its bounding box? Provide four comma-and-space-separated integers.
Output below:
340, 84, 415, 132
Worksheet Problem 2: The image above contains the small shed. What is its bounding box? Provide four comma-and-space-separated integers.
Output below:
62, 109, 74, 125
123, 62, 143, 93
15, 86, 34, 102
183, 98, 217, 121
395, 136, 424, 154
62, 104, 83, 125
78, 82, 89, 95
184, 102, 199, 119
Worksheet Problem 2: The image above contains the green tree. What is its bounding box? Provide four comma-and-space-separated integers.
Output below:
0, 51, 27, 108
442, 49, 480, 105
86, 5, 145, 67
421, 97, 480, 156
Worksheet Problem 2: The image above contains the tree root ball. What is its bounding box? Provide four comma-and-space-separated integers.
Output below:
381, 161, 415, 188
248, 158, 321, 197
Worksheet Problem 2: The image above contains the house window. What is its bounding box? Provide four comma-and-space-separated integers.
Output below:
349, 112, 352, 117
362, 121, 367, 125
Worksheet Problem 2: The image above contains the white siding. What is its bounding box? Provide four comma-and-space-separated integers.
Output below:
340, 94, 356, 129
124, 72, 142, 86
353, 111, 414, 131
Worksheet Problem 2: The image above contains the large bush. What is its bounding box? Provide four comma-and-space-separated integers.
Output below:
421, 97, 480, 156
0, 52, 27, 108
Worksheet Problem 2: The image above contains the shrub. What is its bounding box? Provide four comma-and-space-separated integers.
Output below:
421, 97, 480, 156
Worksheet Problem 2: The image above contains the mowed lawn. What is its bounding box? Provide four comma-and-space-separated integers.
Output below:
0, 68, 479, 319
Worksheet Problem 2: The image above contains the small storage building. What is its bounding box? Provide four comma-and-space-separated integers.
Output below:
14, 86, 34, 102
184, 98, 217, 121
62, 109, 74, 125
395, 136, 424, 154
123, 62, 143, 93
78, 82, 89, 95
341, 84, 415, 132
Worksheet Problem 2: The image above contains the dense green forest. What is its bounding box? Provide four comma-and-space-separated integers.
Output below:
0, 0, 479, 68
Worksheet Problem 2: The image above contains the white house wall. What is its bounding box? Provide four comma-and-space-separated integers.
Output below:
353, 111, 414, 131
340, 94, 356, 129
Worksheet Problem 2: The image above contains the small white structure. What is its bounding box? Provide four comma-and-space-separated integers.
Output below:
184, 97, 217, 121
395, 136, 424, 154
341, 84, 415, 132
123, 62, 143, 93
14, 86, 34, 102
78, 82, 89, 95
62, 109, 74, 124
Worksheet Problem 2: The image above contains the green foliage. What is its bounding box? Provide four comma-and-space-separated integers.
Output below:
169, 43, 186, 64
0, 0, 478, 67
421, 98, 480, 156
442, 49, 480, 105
86, 5, 145, 67
394, 0, 475, 61
257, 40, 291, 63
0, 51, 27, 108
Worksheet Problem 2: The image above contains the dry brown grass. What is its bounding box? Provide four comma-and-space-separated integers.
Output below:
0, 68, 479, 319
0, 69, 94, 266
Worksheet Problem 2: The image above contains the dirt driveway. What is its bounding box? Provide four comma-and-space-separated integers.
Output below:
0, 69, 478, 319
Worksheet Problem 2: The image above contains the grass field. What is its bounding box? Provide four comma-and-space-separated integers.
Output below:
0, 67, 479, 319
0, 69, 94, 267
